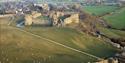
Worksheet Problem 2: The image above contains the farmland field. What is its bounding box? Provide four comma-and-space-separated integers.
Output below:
103, 7, 125, 29
83, 5, 125, 40
0, 17, 118, 63
83, 6, 119, 16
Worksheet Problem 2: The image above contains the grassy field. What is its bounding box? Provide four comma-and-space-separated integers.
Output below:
0, 17, 118, 63
83, 5, 125, 39
83, 6, 119, 16
23, 26, 118, 57
103, 7, 125, 29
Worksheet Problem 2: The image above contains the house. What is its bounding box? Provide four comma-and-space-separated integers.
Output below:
118, 0, 125, 6
34, 3, 50, 11
102, 0, 125, 6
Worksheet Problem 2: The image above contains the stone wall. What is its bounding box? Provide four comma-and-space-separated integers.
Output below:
32, 11, 42, 18
24, 11, 42, 25
64, 13, 79, 25
25, 14, 33, 25
49, 11, 64, 26
96, 58, 118, 63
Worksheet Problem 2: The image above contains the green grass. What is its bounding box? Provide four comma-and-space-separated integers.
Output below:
0, 21, 96, 63
103, 7, 125, 29
0, 25, 97, 63
83, 6, 119, 16
0, 17, 118, 63
24, 26, 118, 58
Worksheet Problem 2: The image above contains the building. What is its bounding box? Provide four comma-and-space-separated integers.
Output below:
118, 0, 125, 6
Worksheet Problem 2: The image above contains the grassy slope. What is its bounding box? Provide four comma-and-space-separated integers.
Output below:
0, 17, 118, 63
83, 5, 125, 39
1, 25, 97, 63
0, 18, 96, 63
83, 6, 119, 16
100, 7, 125, 41
103, 7, 125, 29
24, 26, 117, 58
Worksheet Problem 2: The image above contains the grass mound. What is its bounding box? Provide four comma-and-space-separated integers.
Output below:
0, 15, 118, 63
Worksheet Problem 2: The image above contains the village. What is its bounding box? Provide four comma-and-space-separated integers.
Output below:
0, 0, 125, 63
0, 1, 81, 26
0, 0, 125, 27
